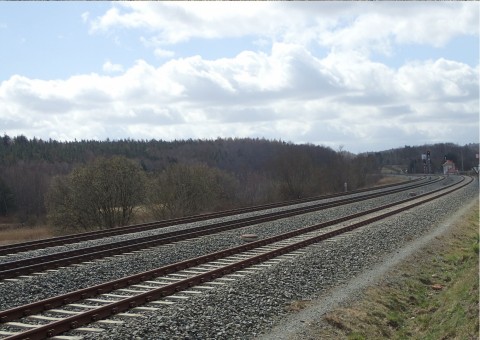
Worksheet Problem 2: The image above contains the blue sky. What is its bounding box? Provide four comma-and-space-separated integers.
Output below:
1, 2, 127, 79
0, 1, 478, 153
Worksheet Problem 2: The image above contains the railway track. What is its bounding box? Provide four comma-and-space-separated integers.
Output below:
0, 176, 472, 340
0, 175, 423, 257
0, 177, 441, 281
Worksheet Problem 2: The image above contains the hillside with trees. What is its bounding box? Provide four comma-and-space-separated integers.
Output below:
0, 135, 476, 232
371, 143, 479, 174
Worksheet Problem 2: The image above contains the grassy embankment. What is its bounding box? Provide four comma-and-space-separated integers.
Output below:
307, 200, 479, 339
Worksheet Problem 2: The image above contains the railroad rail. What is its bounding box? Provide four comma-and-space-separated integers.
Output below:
0, 177, 442, 280
0, 176, 424, 256
0, 176, 472, 340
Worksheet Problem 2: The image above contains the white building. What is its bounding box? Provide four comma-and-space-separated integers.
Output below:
442, 160, 457, 175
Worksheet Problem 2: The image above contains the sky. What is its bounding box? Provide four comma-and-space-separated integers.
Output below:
0, 1, 478, 154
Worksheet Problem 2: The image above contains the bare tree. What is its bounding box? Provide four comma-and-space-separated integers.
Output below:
147, 163, 237, 219
46, 156, 146, 231
270, 148, 317, 200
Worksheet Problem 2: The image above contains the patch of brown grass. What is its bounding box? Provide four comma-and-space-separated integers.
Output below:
0, 225, 54, 246
304, 200, 479, 340
285, 300, 311, 312
375, 176, 408, 186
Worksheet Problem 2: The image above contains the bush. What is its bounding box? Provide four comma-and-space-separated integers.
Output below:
147, 163, 238, 219
46, 156, 146, 231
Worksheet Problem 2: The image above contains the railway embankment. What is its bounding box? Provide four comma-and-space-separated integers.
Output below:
0, 176, 476, 339
259, 186, 479, 340
75, 178, 478, 339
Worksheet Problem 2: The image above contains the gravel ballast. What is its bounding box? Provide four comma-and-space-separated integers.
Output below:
0, 176, 476, 339
0, 178, 448, 309
0, 176, 424, 264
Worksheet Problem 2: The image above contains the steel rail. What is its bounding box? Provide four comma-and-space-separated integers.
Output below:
0, 176, 424, 256
0, 177, 442, 280
0, 176, 471, 340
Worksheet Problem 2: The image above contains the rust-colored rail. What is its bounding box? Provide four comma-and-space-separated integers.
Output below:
0, 177, 441, 280
0, 176, 472, 340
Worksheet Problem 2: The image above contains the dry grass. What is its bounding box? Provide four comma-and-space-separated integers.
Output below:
374, 176, 408, 186
306, 200, 479, 340
380, 165, 405, 175
285, 300, 311, 312
0, 225, 54, 246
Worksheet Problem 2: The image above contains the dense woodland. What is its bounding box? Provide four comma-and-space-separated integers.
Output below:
376, 143, 479, 174
0, 135, 477, 231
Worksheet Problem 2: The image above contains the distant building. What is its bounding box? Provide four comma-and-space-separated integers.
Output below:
442, 160, 457, 175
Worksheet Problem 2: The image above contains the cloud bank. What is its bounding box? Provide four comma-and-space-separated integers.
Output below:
0, 2, 478, 153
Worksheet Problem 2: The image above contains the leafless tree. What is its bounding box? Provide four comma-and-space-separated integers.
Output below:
46, 156, 146, 231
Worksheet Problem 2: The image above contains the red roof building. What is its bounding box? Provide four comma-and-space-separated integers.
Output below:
442, 160, 457, 175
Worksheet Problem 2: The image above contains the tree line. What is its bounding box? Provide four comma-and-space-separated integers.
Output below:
4, 136, 474, 231
372, 143, 479, 174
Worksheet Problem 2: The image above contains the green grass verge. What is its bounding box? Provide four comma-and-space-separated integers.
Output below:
312, 201, 479, 340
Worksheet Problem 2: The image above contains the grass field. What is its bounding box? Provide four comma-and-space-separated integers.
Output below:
308, 200, 479, 339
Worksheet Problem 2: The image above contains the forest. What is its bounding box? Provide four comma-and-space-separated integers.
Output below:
0, 135, 477, 232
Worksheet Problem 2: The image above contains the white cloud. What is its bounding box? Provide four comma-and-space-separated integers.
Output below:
89, 2, 280, 43
1, 2, 477, 152
1, 40, 477, 151
317, 2, 479, 56
154, 48, 175, 59
102, 60, 124, 73
88, 2, 478, 57
395, 59, 478, 101
81, 11, 90, 23
390, 2, 479, 47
